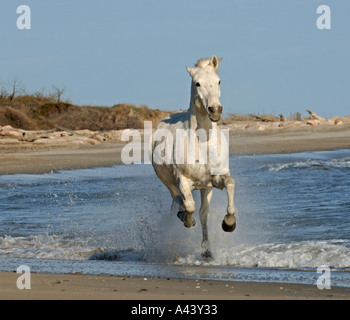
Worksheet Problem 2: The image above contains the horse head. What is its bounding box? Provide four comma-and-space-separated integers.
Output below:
186, 54, 223, 122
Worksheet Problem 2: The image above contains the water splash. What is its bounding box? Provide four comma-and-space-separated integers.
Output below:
176, 240, 350, 270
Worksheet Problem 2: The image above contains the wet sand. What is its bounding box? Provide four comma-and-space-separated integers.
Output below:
1, 272, 349, 300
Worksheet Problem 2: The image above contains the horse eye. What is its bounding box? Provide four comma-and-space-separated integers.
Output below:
218, 80, 221, 85
196, 82, 200, 87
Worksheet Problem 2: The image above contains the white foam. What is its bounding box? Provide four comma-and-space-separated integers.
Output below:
267, 158, 350, 172
2, 234, 350, 271
176, 240, 350, 270
0, 234, 97, 260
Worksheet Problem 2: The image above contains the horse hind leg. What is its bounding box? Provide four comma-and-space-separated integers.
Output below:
199, 188, 213, 261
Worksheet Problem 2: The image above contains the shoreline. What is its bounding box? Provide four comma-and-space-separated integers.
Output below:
1, 272, 349, 300
1, 124, 350, 175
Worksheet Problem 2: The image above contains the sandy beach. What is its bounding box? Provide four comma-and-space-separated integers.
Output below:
1, 123, 350, 300
1, 272, 349, 300
1, 123, 349, 175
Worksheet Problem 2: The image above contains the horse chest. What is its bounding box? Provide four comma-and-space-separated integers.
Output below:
176, 163, 214, 189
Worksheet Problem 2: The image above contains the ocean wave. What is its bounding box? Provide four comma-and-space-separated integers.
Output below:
0, 234, 97, 261
0, 234, 145, 262
1, 234, 350, 271
176, 240, 350, 270
266, 157, 350, 172
89, 248, 143, 261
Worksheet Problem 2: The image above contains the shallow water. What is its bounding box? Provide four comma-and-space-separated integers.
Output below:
1, 149, 350, 287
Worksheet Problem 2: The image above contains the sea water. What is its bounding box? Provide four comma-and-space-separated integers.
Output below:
0, 149, 350, 287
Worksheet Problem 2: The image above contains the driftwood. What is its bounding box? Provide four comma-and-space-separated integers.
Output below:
252, 115, 278, 122
0, 124, 126, 145
305, 109, 347, 126
306, 109, 327, 121
22, 129, 58, 142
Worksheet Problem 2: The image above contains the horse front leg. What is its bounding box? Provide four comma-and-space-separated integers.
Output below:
221, 175, 237, 232
177, 175, 196, 228
199, 187, 213, 260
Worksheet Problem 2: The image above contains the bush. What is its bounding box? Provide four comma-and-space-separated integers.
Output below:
0, 95, 172, 130
0, 107, 37, 130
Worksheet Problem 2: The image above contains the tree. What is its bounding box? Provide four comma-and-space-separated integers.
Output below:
7, 76, 25, 105
51, 85, 66, 103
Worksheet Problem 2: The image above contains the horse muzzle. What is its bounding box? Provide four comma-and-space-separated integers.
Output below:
208, 105, 223, 122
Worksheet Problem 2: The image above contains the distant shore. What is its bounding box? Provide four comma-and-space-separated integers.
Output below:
1, 122, 350, 175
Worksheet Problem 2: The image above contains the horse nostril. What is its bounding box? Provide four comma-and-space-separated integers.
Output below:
208, 107, 214, 114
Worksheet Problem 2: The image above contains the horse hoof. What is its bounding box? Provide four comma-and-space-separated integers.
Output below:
184, 218, 196, 228
177, 211, 196, 228
202, 250, 213, 262
177, 211, 186, 222
222, 220, 236, 232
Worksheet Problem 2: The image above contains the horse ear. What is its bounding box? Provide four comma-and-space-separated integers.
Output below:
211, 55, 219, 71
186, 66, 195, 77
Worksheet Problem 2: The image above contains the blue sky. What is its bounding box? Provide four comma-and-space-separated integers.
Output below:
1, 0, 349, 117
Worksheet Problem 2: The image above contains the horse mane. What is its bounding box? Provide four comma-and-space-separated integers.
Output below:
194, 57, 223, 73
195, 58, 212, 69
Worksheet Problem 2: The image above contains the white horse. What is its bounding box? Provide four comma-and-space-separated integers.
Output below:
152, 55, 236, 259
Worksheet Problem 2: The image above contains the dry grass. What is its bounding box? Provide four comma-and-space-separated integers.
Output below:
0, 95, 172, 131
224, 113, 280, 123
0, 107, 37, 130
